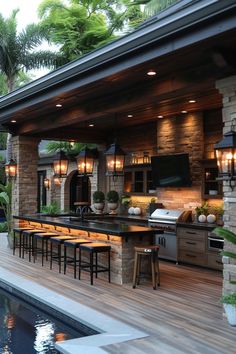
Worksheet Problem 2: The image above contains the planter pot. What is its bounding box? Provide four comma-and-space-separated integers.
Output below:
224, 304, 236, 326
93, 202, 105, 214
107, 202, 118, 215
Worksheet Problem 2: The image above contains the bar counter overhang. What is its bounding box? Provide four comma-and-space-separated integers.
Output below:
14, 215, 163, 285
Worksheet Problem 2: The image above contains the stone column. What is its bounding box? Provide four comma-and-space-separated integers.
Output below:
12, 136, 39, 216
216, 75, 236, 294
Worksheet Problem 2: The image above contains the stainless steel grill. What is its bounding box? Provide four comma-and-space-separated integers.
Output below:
148, 208, 186, 261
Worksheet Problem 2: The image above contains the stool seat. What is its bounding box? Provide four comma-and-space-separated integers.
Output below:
79, 242, 111, 285
64, 238, 90, 246
133, 245, 160, 290
50, 235, 75, 243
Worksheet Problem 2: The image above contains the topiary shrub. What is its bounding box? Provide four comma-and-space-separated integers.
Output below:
93, 191, 105, 203
106, 190, 119, 203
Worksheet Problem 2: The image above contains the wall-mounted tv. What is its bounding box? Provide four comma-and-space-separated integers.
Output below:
151, 153, 192, 187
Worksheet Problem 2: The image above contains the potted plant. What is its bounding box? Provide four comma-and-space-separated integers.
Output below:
106, 190, 119, 215
149, 197, 159, 215
214, 227, 236, 326
93, 191, 105, 214
0, 182, 13, 248
195, 203, 209, 223
41, 201, 61, 216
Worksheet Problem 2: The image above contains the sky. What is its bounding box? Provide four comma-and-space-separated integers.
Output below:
0, 0, 55, 78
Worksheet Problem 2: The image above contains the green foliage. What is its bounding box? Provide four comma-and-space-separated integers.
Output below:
0, 182, 12, 235
0, 9, 65, 92
106, 190, 119, 203
45, 140, 96, 155
150, 197, 156, 203
93, 190, 105, 203
213, 228, 236, 246
0, 222, 8, 232
221, 292, 236, 307
41, 201, 61, 215
121, 194, 130, 206
195, 203, 209, 216
38, 0, 144, 60
134, 0, 178, 17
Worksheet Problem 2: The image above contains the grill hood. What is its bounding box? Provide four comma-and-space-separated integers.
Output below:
148, 208, 186, 224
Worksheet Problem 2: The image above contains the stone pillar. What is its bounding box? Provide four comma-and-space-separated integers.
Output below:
216, 75, 236, 294
12, 136, 39, 216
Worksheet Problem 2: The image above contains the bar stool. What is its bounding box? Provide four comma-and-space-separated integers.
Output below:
21, 229, 46, 261
132, 245, 160, 290
49, 235, 76, 273
63, 238, 91, 278
79, 243, 111, 285
13, 226, 34, 257
33, 232, 59, 266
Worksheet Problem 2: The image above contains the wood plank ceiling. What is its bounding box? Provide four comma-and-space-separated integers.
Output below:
3, 28, 236, 144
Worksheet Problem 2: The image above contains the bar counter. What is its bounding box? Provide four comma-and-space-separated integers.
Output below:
14, 214, 163, 285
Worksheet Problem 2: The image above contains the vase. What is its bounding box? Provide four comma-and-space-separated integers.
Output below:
93, 202, 104, 214
224, 304, 236, 326
107, 202, 118, 215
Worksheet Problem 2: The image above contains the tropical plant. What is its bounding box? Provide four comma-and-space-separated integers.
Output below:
0, 221, 8, 232
0, 9, 65, 92
106, 190, 119, 203
135, 0, 179, 17
38, 0, 144, 60
93, 191, 105, 203
213, 227, 236, 261
41, 201, 61, 215
121, 194, 131, 207
221, 293, 236, 307
0, 182, 12, 236
45, 140, 96, 155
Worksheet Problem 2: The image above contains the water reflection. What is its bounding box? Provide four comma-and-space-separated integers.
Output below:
0, 289, 76, 354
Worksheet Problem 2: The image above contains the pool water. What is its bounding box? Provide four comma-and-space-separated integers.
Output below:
0, 287, 98, 354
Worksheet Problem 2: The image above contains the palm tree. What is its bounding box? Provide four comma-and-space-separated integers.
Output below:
46, 141, 96, 155
135, 0, 179, 17
0, 9, 65, 92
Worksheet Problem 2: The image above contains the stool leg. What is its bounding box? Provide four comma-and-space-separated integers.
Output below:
33, 238, 37, 263
108, 249, 111, 283
58, 244, 61, 273
19, 232, 22, 258
132, 252, 138, 289
151, 252, 156, 290
13, 231, 16, 255
50, 242, 53, 270
137, 254, 141, 285
22, 234, 25, 259
42, 239, 45, 266
29, 234, 32, 262
64, 246, 67, 274
74, 247, 77, 279
78, 248, 81, 280
95, 252, 98, 278
155, 253, 160, 286
90, 251, 93, 285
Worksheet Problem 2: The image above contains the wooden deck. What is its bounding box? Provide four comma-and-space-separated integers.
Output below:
0, 234, 234, 354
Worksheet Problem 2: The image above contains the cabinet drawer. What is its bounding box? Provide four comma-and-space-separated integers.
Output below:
208, 254, 223, 270
178, 251, 207, 266
177, 227, 206, 240
179, 238, 205, 252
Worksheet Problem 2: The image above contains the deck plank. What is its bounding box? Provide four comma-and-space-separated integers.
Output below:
0, 234, 234, 354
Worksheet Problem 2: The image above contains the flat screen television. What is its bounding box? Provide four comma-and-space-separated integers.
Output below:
151, 153, 192, 187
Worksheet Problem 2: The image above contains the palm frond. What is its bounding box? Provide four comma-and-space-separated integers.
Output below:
213, 227, 236, 245
221, 250, 236, 259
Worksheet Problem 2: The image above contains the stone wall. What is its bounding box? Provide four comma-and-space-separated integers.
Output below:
216, 75, 236, 295
12, 136, 39, 216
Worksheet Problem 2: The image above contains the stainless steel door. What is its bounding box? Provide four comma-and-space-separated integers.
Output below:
155, 232, 177, 261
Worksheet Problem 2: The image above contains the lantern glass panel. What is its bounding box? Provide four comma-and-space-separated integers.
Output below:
106, 154, 124, 175
77, 156, 93, 175
53, 159, 68, 176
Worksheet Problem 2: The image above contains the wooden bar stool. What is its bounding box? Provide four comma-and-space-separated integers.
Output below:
13, 226, 34, 257
33, 232, 59, 266
79, 243, 111, 285
22, 229, 46, 262
63, 238, 91, 278
132, 245, 160, 290
49, 235, 75, 273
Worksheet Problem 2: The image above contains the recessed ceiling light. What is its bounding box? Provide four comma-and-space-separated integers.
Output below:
11, 120, 16, 123
157, 115, 163, 118
56, 104, 62, 108
181, 110, 188, 114
189, 100, 196, 103
89, 124, 94, 127
127, 114, 133, 118
147, 70, 156, 76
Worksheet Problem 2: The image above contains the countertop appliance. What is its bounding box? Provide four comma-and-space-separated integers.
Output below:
148, 209, 189, 261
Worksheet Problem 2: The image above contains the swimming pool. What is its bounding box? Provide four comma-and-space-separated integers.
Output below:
0, 287, 98, 354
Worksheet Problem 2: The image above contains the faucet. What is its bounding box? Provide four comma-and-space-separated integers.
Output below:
78, 205, 93, 221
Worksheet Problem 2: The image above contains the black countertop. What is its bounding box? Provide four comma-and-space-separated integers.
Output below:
177, 221, 219, 231
14, 215, 162, 237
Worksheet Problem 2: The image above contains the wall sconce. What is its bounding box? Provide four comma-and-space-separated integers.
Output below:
43, 177, 51, 190
104, 142, 126, 176
53, 174, 62, 186
53, 150, 69, 178
214, 130, 236, 189
5, 158, 17, 178
76, 147, 94, 176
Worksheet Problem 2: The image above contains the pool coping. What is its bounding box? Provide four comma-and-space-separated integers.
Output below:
0, 267, 148, 354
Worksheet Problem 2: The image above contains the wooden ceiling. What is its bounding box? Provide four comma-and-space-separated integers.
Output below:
4, 27, 236, 144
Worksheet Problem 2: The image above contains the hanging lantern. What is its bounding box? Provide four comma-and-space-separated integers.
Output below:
214, 131, 236, 181
43, 177, 50, 190
53, 174, 62, 186
104, 143, 126, 176
53, 150, 68, 178
76, 147, 94, 176
5, 158, 17, 178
